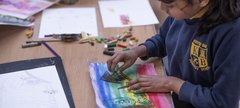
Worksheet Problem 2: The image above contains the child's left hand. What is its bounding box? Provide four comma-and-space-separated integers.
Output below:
127, 75, 184, 94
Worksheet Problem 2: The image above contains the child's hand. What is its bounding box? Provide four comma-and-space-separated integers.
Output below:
127, 75, 184, 94
107, 45, 147, 75
107, 50, 138, 75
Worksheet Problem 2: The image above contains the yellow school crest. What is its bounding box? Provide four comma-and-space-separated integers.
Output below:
189, 39, 209, 71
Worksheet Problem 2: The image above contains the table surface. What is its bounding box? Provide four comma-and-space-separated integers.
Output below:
0, 0, 169, 107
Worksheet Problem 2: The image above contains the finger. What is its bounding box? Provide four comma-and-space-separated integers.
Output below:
139, 82, 151, 87
107, 59, 112, 72
128, 82, 151, 90
110, 54, 123, 72
127, 78, 148, 86
133, 87, 151, 93
117, 61, 132, 75
127, 79, 138, 86
107, 54, 118, 72
139, 75, 153, 78
128, 83, 141, 90
110, 62, 117, 73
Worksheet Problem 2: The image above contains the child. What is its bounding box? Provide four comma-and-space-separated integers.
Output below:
107, 0, 240, 108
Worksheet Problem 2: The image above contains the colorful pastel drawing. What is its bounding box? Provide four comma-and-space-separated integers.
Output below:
89, 63, 174, 108
0, 0, 57, 19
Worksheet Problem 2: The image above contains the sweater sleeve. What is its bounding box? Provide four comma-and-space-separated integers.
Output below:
179, 27, 240, 108
139, 17, 173, 60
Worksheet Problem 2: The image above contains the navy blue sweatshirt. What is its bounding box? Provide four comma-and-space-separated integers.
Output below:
141, 17, 240, 108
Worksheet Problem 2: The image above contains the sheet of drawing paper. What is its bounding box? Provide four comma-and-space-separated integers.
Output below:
38, 8, 98, 38
0, 0, 58, 19
98, 0, 159, 28
0, 66, 70, 108
89, 63, 173, 108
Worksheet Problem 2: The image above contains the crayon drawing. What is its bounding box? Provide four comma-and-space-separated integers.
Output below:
89, 63, 173, 108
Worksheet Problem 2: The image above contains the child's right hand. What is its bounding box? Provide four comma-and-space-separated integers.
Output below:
107, 45, 147, 74
107, 50, 138, 75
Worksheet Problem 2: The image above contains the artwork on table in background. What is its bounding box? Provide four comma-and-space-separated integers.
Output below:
89, 63, 174, 108
0, 0, 59, 26
0, 0, 59, 19
98, 0, 159, 28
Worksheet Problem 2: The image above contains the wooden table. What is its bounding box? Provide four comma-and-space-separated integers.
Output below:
0, 0, 167, 107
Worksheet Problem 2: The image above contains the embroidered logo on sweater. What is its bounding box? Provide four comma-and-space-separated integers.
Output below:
189, 39, 209, 71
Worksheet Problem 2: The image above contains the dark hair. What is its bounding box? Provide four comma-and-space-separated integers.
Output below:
159, 0, 240, 35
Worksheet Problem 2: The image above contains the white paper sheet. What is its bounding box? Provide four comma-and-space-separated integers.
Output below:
0, 66, 70, 108
38, 8, 99, 38
99, 0, 159, 28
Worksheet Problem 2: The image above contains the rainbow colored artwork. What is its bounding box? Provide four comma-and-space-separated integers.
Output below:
89, 63, 174, 108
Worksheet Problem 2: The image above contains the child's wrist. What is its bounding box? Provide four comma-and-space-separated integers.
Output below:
132, 45, 147, 57
165, 76, 185, 95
